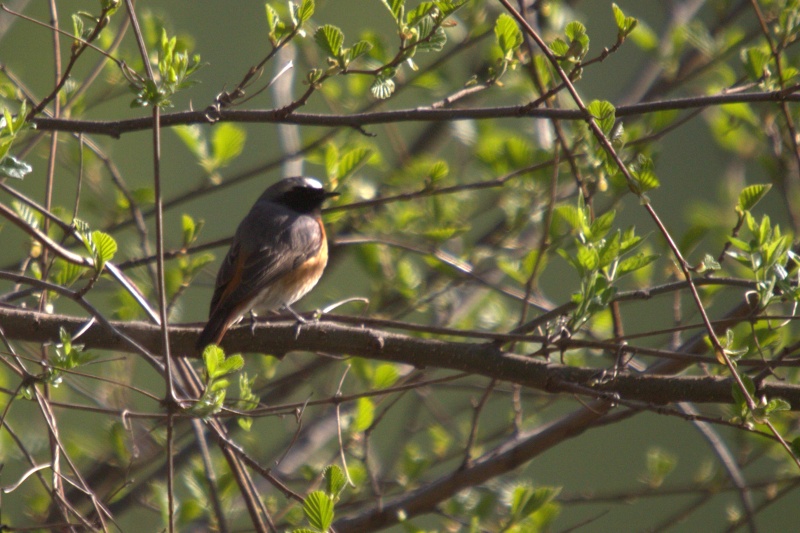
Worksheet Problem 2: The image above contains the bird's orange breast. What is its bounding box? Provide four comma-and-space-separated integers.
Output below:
273, 235, 328, 306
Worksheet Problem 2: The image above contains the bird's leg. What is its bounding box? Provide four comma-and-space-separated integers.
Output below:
249, 310, 258, 336
283, 304, 307, 340
283, 304, 307, 324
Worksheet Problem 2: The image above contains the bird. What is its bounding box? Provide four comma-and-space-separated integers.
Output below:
196, 176, 339, 351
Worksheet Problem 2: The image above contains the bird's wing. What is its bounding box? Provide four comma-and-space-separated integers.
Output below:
208, 208, 322, 317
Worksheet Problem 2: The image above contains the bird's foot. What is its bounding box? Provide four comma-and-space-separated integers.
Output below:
249, 310, 259, 336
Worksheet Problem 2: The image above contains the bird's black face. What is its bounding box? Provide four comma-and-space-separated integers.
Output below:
266, 177, 338, 214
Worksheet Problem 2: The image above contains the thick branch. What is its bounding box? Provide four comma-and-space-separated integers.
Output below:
2, 306, 798, 409
29, 90, 800, 137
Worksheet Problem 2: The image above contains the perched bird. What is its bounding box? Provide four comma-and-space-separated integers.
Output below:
196, 177, 338, 351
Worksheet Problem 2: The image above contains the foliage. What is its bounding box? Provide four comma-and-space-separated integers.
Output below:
0, 1, 799, 532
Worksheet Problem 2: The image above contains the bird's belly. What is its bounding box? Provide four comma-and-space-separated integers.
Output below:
250, 244, 329, 315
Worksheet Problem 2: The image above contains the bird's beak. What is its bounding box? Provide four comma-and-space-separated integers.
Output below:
325, 191, 341, 198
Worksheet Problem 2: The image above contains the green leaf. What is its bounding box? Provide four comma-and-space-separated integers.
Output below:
173, 124, 208, 160
510, 485, 561, 522
91, 231, 117, 270
324, 143, 339, 180
549, 37, 570, 57
381, 0, 404, 21
303, 491, 334, 532
54, 258, 86, 287
182, 214, 196, 247
265, 4, 281, 35
353, 396, 375, 432
71, 13, 85, 41
587, 100, 616, 135
370, 76, 396, 99
597, 231, 621, 268
372, 363, 399, 389
217, 353, 244, 376
565, 20, 589, 58
415, 25, 447, 53
0, 155, 32, 179
737, 183, 771, 213
612, 3, 638, 38
209, 378, 231, 392
203, 344, 224, 377
434, 0, 467, 18
59, 326, 72, 355
616, 253, 658, 277
181, 213, 205, 248
315, 24, 344, 58
587, 210, 616, 241
495, 13, 522, 56
337, 147, 373, 180
406, 2, 435, 28
644, 448, 677, 488
296, 0, 315, 24
741, 46, 771, 81
630, 155, 660, 194
732, 374, 756, 417
764, 397, 790, 415
575, 246, 599, 272
348, 40, 373, 63
554, 205, 583, 230
211, 123, 246, 166
324, 465, 347, 498
428, 160, 448, 181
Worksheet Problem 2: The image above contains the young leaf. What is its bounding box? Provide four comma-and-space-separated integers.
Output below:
554, 205, 583, 230
353, 396, 375, 431
372, 363, 399, 389
495, 13, 522, 56
265, 4, 281, 36
54, 259, 86, 287
303, 491, 334, 532
406, 2, 435, 28
565, 21, 589, 58
211, 123, 246, 166
549, 38, 570, 57
428, 160, 449, 181
587, 100, 616, 135
91, 231, 117, 270
644, 448, 677, 488
741, 46, 771, 81
415, 25, 447, 53
314, 24, 344, 58
324, 465, 347, 498
296, 0, 315, 25
203, 344, 224, 377
617, 253, 658, 277
737, 183, 771, 213
348, 40, 373, 63
370, 76, 396, 99
173, 124, 208, 160
182, 214, 200, 247
381, 0, 404, 21
612, 3, 638, 38
630, 155, 660, 193
337, 147, 372, 180
587, 209, 616, 242
575, 246, 600, 272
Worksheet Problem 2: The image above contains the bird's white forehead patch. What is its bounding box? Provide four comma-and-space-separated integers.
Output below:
305, 177, 324, 189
